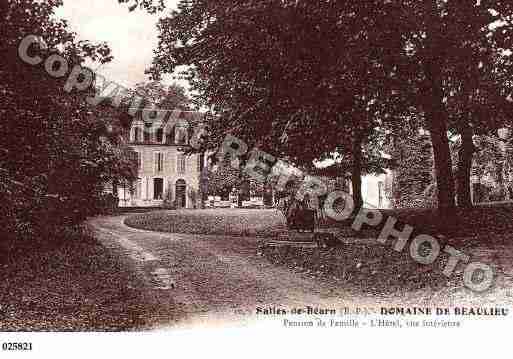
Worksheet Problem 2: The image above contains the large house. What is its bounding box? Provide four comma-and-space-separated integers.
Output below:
117, 110, 205, 208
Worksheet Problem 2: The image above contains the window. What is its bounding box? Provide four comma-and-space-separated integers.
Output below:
132, 151, 142, 170
156, 128, 164, 143
177, 154, 186, 174
175, 126, 188, 145
198, 153, 204, 173
154, 178, 164, 200
137, 179, 142, 199
175, 179, 187, 208
165, 124, 174, 144
155, 152, 164, 173
144, 123, 152, 142
133, 179, 142, 199
133, 127, 141, 143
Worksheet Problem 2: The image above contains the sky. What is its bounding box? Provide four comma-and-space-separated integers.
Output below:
55, 0, 181, 89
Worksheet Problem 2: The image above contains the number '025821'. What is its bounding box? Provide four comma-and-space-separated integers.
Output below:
2, 342, 33, 351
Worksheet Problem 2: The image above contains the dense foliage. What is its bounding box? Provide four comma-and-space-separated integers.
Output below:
391, 129, 513, 208
123, 0, 513, 215
1, 1, 137, 240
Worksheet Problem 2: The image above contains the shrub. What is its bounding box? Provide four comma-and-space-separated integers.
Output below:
488, 187, 507, 202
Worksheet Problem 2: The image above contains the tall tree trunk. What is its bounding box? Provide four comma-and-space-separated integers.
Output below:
352, 132, 364, 211
237, 171, 244, 207
423, 70, 456, 216
424, 90, 456, 214
423, 0, 456, 217
496, 156, 505, 200
457, 121, 474, 208
112, 178, 119, 199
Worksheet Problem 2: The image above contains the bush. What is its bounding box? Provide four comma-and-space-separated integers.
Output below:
161, 200, 177, 210
472, 183, 493, 203
98, 193, 119, 215
488, 187, 507, 202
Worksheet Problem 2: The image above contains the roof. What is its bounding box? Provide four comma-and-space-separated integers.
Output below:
129, 109, 206, 127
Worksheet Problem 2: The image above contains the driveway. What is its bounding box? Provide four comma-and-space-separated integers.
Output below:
88, 215, 350, 327
87, 215, 513, 328
91, 214, 425, 328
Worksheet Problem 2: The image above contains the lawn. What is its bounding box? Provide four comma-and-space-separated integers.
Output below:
124, 208, 288, 237
0, 227, 155, 331
320, 202, 513, 248
124, 204, 513, 247
262, 203, 513, 297
259, 241, 460, 295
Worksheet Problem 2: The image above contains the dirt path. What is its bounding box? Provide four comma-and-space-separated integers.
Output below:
88, 215, 357, 328
88, 215, 513, 329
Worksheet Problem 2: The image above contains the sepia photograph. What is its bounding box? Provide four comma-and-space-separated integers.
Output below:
2, 0, 513, 357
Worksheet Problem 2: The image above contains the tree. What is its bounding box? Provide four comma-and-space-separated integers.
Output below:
390, 128, 435, 208
1, 0, 137, 239
203, 161, 246, 199
383, 1, 513, 213
446, 55, 513, 207
126, 0, 513, 216
472, 134, 510, 201
128, 1, 405, 210
133, 80, 190, 111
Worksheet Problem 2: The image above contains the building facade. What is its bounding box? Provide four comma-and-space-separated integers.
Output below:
117, 111, 205, 208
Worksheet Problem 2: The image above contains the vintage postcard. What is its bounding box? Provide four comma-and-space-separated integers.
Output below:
1, 0, 513, 357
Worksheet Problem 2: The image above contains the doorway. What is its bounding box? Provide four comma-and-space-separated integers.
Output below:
154, 178, 164, 200
175, 179, 187, 208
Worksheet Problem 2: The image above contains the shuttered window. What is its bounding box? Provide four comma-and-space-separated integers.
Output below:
133, 127, 141, 142
177, 154, 186, 174
155, 152, 164, 173
156, 128, 164, 143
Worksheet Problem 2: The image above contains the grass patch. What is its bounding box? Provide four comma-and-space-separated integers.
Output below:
124, 209, 287, 237
261, 204, 513, 296
0, 226, 154, 331
124, 204, 513, 250
259, 243, 461, 295
320, 203, 513, 247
